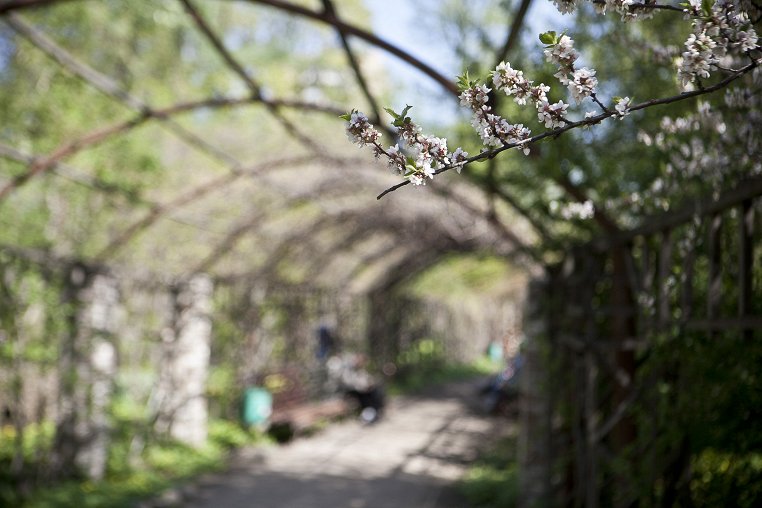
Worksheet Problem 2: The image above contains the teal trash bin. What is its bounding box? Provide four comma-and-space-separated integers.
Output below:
242, 387, 272, 427
488, 342, 503, 363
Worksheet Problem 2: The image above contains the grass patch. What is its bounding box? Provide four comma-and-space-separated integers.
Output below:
387, 335, 499, 396
388, 357, 498, 395
459, 434, 518, 508
5, 418, 266, 508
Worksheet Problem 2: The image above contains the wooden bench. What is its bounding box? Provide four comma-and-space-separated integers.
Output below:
263, 367, 352, 442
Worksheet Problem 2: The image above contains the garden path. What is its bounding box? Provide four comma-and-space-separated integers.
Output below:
181, 378, 510, 508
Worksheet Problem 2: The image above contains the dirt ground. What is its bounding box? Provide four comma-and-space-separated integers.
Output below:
177, 378, 512, 508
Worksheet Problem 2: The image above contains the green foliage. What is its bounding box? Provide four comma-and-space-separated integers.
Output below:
456, 70, 481, 92
459, 435, 519, 508
0, 421, 55, 471
690, 450, 762, 507
208, 419, 266, 449
538, 30, 559, 46
409, 253, 521, 302
383, 104, 413, 127
389, 342, 496, 395
11, 417, 266, 508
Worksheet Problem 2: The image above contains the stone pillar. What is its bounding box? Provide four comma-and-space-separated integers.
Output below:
156, 274, 212, 447
55, 265, 119, 480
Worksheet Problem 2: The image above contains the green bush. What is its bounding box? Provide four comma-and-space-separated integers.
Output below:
10, 417, 265, 508
690, 450, 762, 508
459, 435, 518, 508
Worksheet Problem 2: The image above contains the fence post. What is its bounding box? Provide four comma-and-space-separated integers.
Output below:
518, 275, 552, 507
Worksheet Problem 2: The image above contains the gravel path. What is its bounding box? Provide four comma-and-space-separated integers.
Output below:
181, 378, 511, 508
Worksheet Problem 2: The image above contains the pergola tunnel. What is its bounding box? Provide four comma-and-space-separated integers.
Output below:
0, 244, 528, 469
1, 1, 761, 507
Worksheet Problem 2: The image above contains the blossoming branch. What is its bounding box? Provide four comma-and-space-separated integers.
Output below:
342, 0, 759, 200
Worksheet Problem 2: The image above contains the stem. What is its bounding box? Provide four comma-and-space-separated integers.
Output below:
591, 93, 611, 114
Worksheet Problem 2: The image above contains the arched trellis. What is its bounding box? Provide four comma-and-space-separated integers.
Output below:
192, 178, 528, 280
0, 0, 539, 289
0, 0, 557, 249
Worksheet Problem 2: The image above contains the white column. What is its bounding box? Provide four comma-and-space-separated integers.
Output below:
156, 274, 213, 447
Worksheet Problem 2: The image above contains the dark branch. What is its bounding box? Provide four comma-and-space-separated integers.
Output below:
179, 0, 321, 152
320, 0, 392, 139
493, 0, 533, 68
430, 183, 541, 264
0, 0, 76, 15
239, 0, 458, 95
0, 92, 344, 203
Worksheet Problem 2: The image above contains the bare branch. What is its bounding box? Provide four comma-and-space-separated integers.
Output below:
179, 0, 323, 153
430, 183, 541, 264
0, 0, 76, 15
179, 0, 262, 97
5, 12, 236, 167
4, 13, 143, 108
240, 0, 458, 95
96, 154, 368, 261
0, 142, 229, 235
0, 115, 149, 202
493, 0, 533, 68
1, 12, 347, 202
590, 0, 685, 13
192, 187, 384, 275
320, 0, 391, 139
0, 142, 142, 200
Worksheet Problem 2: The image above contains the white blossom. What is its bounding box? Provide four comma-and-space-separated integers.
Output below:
551, 0, 578, 14
568, 67, 598, 103
735, 29, 758, 52
678, 31, 718, 87
530, 83, 551, 104
459, 84, 491, 109
386, 144, 406, 173
615, 96, 631, 119
346, 111, 381, 147
560, 200, 595, 220
493, 61, 533, 105
537, 100, 569, 128
544, 35, 578, 72
503, 124, 532, 155
452, 147, 469, 173
345, 2, 760, 197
